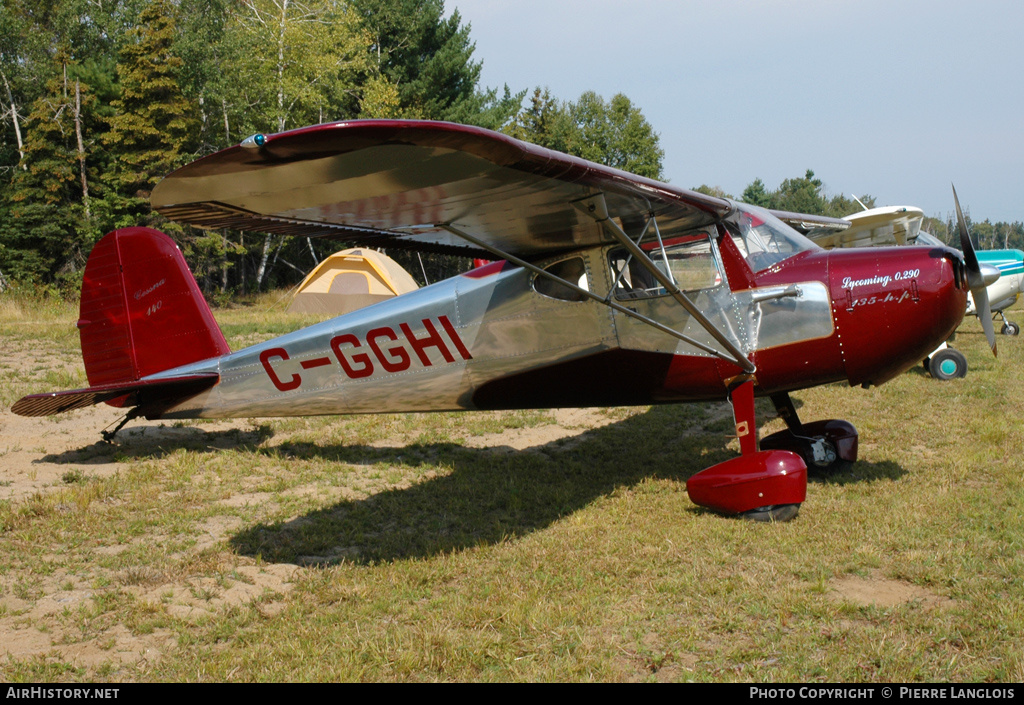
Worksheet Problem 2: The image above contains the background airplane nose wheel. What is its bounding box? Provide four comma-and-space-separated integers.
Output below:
741, 504, 801, 522
928, 347, 968, 380
1001, 321, 1019, 336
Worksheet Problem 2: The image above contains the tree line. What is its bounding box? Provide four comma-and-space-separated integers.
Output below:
1, 1, 1019, 297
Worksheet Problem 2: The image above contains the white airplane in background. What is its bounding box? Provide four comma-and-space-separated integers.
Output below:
915, 232, 1024, 337
809, 203, 925, 249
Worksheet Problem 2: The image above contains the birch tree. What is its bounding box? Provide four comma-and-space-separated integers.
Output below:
2, 60, 102, 286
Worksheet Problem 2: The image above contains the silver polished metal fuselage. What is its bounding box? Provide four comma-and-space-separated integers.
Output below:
150, 244, 834, 419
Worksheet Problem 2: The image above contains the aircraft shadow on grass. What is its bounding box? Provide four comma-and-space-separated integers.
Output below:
39, 422, 278, 464
36, 400, 905, 564
215, 403, 907, 566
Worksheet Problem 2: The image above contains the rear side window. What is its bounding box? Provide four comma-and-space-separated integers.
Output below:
533, 257, 589, 302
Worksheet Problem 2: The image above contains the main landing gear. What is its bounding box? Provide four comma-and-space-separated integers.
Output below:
760, 393, 858, 474
686, 382, 858, 522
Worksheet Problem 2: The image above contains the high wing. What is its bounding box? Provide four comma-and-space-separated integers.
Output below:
151, 120, 731, 258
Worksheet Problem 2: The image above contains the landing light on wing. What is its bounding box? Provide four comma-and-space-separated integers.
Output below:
241, 133, 267, 149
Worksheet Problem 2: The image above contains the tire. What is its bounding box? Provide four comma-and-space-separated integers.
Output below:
928, 348, 968, 380
1001, 321, 1020, 336
741, 504, 800, 522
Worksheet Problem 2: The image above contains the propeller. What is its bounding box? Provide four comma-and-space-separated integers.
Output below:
953, 185, 997, 356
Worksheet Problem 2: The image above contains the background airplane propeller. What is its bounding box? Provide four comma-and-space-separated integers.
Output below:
954, 184, 998, 356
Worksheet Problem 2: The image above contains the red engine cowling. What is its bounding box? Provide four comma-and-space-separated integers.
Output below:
687, 450, 807, 515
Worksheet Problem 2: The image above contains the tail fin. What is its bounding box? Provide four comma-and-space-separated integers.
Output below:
78, 227, 230, 387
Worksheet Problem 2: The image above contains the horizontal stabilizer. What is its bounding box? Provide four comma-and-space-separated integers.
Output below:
11, 374, 219, 418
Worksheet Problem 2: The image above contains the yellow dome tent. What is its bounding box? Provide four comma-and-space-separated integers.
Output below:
287, 248, 419, 315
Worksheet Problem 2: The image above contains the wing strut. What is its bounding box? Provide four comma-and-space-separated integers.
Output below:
570, 194, 755, 373
439, 223, 754, 372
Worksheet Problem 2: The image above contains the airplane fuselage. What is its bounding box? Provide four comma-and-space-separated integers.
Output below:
150, 242, 966, 420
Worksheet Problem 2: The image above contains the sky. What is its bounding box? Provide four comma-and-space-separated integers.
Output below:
446, 0, 1024, 224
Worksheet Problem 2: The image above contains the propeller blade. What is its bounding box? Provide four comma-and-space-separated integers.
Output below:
953, 184, 997, 356
973, 284, 998, 357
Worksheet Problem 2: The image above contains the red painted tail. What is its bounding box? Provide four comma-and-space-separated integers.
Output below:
78, 227, 230, 388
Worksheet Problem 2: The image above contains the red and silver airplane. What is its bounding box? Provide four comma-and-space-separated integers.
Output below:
10, 120, 994, 521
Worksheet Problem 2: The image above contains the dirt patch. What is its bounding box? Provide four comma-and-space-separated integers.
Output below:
830, 571, 955, 610
0, 352, 628, 674
462, 407, 625, 451
0, 550, 299, 670
36, 624, 176, 670
130, 562, 300, 620
1, 358, 303, 672
0, 402, 259, 503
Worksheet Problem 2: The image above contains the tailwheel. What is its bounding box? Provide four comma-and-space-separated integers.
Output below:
742, 504, 801, 523
1001, 321, 1020, 336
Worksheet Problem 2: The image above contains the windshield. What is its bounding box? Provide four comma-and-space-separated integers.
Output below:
726, 202, 820, 272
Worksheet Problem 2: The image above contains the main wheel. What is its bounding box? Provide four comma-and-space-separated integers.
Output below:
928, 347, 968, 380
741, 504, 800, 522
804, 437, 837, 469
1001, 321, 1020, 336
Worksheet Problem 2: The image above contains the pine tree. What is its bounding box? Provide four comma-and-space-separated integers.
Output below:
505, 89, 664, 179
742, 178, 772, 207
103, 0, 199, 226
562, 91, 664, 179
771, 170, 827, 215
504, 88, 570, 150
352, 0, 501, 123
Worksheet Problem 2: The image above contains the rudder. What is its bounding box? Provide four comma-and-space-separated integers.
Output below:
78, 227, 229, 389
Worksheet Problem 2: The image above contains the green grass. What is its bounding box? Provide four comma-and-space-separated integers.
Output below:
0, 294, 1022, 682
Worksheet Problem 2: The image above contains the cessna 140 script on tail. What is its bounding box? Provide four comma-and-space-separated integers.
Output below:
11, 120, 995, 522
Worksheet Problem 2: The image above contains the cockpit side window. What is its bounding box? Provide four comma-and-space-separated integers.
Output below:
609, 227, 722, 300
